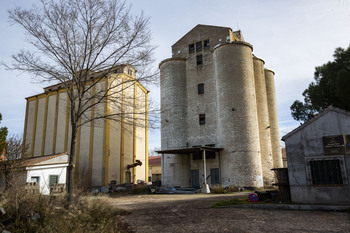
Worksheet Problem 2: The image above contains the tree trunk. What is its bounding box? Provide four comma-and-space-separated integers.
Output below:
66, 123, 77, 206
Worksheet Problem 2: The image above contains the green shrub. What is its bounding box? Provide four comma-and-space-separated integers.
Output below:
212, 198, 249, 207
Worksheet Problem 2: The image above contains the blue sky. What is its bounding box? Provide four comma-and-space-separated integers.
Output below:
1, 0, 350, 150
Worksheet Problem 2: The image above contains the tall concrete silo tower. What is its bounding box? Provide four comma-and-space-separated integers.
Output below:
253, 56, 275, 186
265, 69, 283, 168
158, 24, 282, 189
213, 42, 263, 187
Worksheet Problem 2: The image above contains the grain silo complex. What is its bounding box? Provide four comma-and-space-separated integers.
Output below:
158, 24, 282, 190
23, 65, 149, 188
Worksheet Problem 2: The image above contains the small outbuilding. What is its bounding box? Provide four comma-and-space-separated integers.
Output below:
0, 153, 68, 195
282, 106, 350, 204
148, 156, 161, 182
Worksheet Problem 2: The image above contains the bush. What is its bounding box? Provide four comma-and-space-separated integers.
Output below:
0, 188, 130, 232
211, 185, 226, 194
126, 184, 149, 194
226, 185, 239, 192
211, 185, 240, 194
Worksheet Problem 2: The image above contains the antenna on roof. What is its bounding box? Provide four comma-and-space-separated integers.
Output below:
237, 21, 239, 30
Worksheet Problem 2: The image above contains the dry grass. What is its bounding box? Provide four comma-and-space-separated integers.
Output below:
0, 188, 131, 232
211, 185, 239, 194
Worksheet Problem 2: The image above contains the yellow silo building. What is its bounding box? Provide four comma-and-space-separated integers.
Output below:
23, 65, 149, 188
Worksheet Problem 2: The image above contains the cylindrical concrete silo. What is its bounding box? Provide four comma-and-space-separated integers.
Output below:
213, 42, 263, 188
265, 69, 283, 168
159, 58, 188, 149
253, 56, 274, 187
159, 57, 189, 186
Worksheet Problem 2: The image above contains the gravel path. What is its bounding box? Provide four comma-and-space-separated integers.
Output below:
108, 193, 350, 233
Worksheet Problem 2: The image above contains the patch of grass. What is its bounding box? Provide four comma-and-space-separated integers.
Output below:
212, 195, 290, 207
0, 188, 131, 233
212, 197, 249, 207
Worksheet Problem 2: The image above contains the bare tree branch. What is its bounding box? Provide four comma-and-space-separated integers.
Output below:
3, 0, 158, 206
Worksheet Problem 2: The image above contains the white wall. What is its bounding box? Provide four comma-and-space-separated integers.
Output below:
26, 163, 68, 195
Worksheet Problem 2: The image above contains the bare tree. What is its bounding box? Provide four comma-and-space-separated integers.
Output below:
0, 134, 29, 191
4, 0, 157, 205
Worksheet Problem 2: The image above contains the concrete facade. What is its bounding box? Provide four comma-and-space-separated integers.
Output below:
23, 66, 149, 187
159, 24, 282, 188
283, 106, 350, 204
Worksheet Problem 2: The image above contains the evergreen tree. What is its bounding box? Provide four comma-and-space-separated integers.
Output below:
291, 46, 350, 122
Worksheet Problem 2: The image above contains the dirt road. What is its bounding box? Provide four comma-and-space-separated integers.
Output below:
108, 193, 350, 233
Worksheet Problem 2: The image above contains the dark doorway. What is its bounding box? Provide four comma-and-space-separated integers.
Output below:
210, 168, 220, 185
191, 170, 200, 188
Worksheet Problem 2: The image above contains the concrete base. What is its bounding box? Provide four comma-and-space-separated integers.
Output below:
201, 184, 211, 193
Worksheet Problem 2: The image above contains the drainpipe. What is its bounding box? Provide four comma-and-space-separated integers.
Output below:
161, 153, 164, 186
203, 150, 207, 185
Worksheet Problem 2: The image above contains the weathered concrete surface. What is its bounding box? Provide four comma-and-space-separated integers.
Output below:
284, 107, 350, 204
108, 194, 350, 233
160, 25, 281, 188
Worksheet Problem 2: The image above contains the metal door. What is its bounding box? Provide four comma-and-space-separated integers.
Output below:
191, 170, 200, 188
210, 168, 220, 185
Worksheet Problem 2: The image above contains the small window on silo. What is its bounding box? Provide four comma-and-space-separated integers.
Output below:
198, 83, 204, 94
199, 114, 205, 125
204, 39, 210, 48
189, 44, 195, 53
196, 41, 202, 52
196, 55, 203, 65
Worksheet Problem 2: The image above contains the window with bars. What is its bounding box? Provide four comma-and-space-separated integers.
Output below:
49, 175, 59, 187
196, 41, 202, 52
189, 44, 195, 53
309, 159, 343, 185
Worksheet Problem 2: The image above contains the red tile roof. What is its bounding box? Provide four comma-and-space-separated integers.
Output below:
0, 153, 67, 168
149, 156, 161, 166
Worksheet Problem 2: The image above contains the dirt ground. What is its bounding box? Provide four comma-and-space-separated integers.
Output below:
107, 193, 350, 233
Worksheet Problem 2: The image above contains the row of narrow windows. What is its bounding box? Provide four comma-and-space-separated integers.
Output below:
189, 39, 210, 53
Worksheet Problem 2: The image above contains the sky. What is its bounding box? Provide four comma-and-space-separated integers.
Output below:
1, 0, 350, 151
